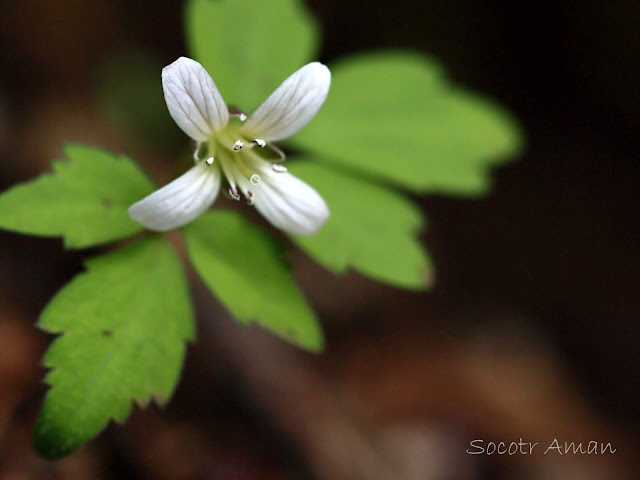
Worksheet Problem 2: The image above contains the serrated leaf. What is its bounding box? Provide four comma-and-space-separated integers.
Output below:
289, 162, 433, 290
0, 145, 155, 248
293, 51, 524, 196
184, 211, 324, 352
33, 236, 194, 459
185, 0, 320, 111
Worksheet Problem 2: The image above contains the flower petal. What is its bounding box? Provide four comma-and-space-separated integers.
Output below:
248, 166, 329, 236
162, 57, 229, 141
129, 162, 221, 231
244, 62, 331, 142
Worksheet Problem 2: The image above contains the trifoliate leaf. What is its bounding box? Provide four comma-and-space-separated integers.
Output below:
33, 236, 194, 459
0, 145, 154, 248
186, 0, 320, 111
292, 51, 524, 196
184, 211, 324, 352
289, 162, 433, 290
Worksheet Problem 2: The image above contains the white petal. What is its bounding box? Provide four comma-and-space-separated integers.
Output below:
162, 57, 229, 141
244, 62, 331, 142
249, 167, 329, 236
129, 162, 221, 231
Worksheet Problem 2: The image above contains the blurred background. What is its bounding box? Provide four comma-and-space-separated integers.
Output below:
0, 0, 637, 479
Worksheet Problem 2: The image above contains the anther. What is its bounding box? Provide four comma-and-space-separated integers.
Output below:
271, 163, 287, 173
249, 174, 261, 185
253, 139, 266, 148
246, 191, 254, 206
229, 186, 240, 201
233, 140, 244, 151
205, 156, 214, 166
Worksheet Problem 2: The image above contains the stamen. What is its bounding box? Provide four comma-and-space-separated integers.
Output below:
233, 140, 244, 151
228, 186, 240, 201
268, 143, 286, 161
249, 174, 261, 185
228, 106, 247, 122
205, 156, 214, 166
246, 190, 254, 206
253, 139, 266, 148
271, 163, 287, 173
193, 142, 202, 162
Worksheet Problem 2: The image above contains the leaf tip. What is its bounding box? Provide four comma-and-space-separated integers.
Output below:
32, 414, 79, 460
306, 340, 326, 354
152, 392, 167, 406
291, 326, 326, 354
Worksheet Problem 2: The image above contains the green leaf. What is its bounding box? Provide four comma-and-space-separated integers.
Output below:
289, 162, 433, 290
33, 236, 195, 459
184, 211, 324, 352
292, 51, 524, 196
0, 145, 155, 248
185, 0, 320, 111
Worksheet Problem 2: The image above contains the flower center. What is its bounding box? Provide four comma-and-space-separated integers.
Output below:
198, 115, 287, 205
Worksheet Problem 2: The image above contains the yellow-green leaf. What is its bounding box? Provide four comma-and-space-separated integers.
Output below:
289, 162, 433, 290
0, 145, 154, 248
293, 51, 524, 196
33, 236, 194, 459
184, 210, 324, 351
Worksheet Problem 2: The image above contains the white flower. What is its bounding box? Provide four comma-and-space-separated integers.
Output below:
128, 57, 331, 236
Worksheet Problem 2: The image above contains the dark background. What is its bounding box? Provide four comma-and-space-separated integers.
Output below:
0, 1, 637, 479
